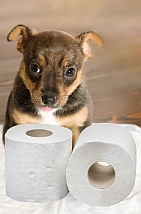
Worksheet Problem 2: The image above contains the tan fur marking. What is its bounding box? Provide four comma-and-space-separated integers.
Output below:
61, 58, 71, 67
20, 62, 36, 92
57, 105, 88, 128
38, 55, 46, 67
12, 108, 42, 124
71, 126, 81, 148
57, 106, 88, 148
65, 69, 83, 95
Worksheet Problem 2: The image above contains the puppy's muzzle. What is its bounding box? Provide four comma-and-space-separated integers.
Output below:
42, 92, 57, 106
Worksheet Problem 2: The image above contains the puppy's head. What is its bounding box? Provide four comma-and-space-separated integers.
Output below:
8, 24, 103, 111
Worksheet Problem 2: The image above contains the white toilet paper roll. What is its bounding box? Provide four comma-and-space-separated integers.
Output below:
5, 124, 72, 203
66, 123, 136, 206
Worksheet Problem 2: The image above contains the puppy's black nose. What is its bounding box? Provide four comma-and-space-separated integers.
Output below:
42, 93, 57, 105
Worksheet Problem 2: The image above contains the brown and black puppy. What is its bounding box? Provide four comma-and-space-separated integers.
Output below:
3, 24, 103, 147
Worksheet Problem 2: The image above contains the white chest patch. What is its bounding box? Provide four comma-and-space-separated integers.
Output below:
38, 108, 59, 125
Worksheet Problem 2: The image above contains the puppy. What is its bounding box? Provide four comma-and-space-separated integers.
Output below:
2, 24, 103, 147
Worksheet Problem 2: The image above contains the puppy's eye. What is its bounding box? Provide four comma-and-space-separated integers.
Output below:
64, 68, 76, 77
30, 63, 41, 73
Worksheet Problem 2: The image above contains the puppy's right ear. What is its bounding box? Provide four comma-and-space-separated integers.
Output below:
7, 24, 37, 53
75, 31, 103, 61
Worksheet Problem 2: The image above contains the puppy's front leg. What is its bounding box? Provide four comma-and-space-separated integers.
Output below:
70, 126, 81, 149
2, 93, 16, 144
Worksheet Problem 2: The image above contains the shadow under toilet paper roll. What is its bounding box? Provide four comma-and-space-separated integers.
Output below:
66, 123, 136, 206
5, 124, 72, 203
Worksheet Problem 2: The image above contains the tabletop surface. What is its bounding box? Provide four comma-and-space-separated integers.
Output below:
0, 0, 141, 126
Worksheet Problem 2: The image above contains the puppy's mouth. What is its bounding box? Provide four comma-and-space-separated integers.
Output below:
40, 106, 55, 112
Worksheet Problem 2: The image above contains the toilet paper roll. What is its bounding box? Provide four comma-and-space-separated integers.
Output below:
66, 123, 136, 206
5, 124, 72, 203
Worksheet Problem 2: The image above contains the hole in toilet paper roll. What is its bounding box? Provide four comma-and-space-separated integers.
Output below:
26, 129, 53, 137
88, 162, 115, 189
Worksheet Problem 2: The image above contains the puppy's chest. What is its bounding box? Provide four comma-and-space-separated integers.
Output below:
38, 109, 58, 125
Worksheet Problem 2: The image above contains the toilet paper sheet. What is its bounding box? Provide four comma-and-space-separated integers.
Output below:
0, 124, 141, 213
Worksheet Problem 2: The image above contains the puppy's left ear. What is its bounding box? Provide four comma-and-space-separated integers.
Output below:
7, 24, 37, 53
75, 31, 104, 60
